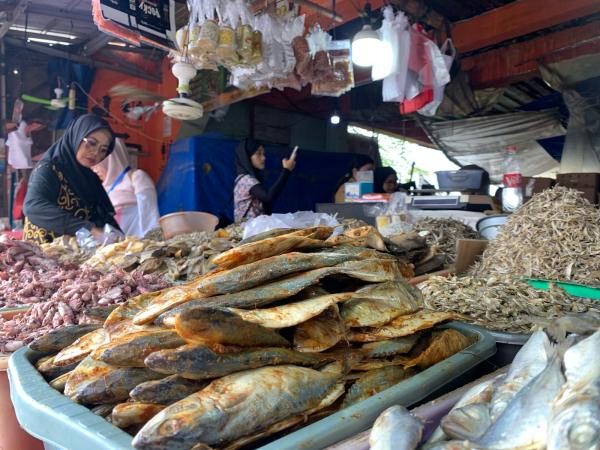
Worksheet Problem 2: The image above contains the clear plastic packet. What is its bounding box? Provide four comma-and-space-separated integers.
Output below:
311, 39, 354, 97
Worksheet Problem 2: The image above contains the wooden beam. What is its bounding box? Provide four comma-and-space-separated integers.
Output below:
0, 0, 28, 39
303, 0, 445, 31
462, 20, 600, 88
5, 37, 161, 83
453, 0, 600, 53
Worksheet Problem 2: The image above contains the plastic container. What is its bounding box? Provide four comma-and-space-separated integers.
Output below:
526, 279, 600, 300
436, 170, 483, 191
8, 323, 495, 450
476, 214, 508, 240
159, 211, 218, 239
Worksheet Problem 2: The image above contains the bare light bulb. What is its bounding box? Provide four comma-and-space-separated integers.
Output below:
352, 24, 383, 67
330, 112, 341, 125
12, 68, 19, 75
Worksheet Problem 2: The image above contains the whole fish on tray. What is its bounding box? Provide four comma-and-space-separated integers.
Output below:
130, 375, 208, 405
360, 334, 421, 359
132, 364, 344, 449
53, 328, 109, 366
175, 307, 290, 348
369, 405, 423, 450
111, 402, 166, 429
342, 366, 414, 408
29, 324, 102, 353
145, 345, 322, 379
134, 251, 358, 325
293, 305, 345, 352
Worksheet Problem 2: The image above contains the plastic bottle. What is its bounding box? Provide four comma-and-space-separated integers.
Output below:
501, 145, 523, 212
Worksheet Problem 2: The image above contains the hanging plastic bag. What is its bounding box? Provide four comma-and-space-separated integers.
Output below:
418, 38, 455, 116
372, 6, 395, 81
381, 10, 411, 102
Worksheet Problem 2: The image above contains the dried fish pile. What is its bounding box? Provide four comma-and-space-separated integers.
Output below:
0, 236, 81, 308
412, 218, 478, 264
32, 226, 473, 449
41, 236, 90, 265
369, 324, 600, 450
85, 225, 243, 282
421, 275, 600, 333
0, 267, 169, 352
473, 186, 600, 285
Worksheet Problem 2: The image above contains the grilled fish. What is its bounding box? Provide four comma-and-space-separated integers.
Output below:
228, 292, 354, 328
91, 329, 185, 367
53, 328, 109, 366
360, 334, 421, 358
145, 345, 322, 380
29, 324, 102, 353
36, 355, 79, 379
49, 371, 72, 393
130, 375, 208, 405
401, 329, 472, 370
132, 365, 342, 449
111, 402, 166, 429
342, 366, 413, 408
293, 305, 345, 352
175, 307, 290, 348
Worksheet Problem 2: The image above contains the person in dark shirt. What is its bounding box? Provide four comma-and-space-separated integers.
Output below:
233, 138, 296, 222
23, 114, 120, 243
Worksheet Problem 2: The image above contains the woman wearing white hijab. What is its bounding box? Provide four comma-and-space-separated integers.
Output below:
93, 138, 160, 237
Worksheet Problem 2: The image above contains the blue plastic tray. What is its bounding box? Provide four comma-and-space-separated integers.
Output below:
8, 322, 495, 450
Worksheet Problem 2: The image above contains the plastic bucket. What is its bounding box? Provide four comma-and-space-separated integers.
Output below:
159, 211, 219, 239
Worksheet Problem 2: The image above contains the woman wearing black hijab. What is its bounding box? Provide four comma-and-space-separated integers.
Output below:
374, 166, 399, 194
233, 138, 296, 222
23, 114, 120, 243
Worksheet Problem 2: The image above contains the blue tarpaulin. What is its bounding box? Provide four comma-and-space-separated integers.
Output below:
157, 133, 356, 221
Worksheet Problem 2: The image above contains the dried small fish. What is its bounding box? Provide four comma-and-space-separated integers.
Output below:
360, 335, 421, 359
229, 292, 354, 329
175, 307, 290, 348
472, 187, 600, 285
349, 311, 461, 342
293, 306, 345, 352
421, 275, 600, 333
401, 329, 472, 370
412, 218, 478, 265
145, 345, 321, 380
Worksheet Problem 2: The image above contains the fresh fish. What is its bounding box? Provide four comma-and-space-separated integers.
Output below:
36, 355, 79, 379
360, 334, 421, 358
426, 373, 504, 445
562, 329, 600, 393
212, 227, 334, 269
348, 311, 461, 342
174, 307, 290, 348
64, 356, 163, 404
489, 330, 551, 421
548, 380, 600, 450
223, 382, 345, 450
130, 375, 208, 405
400, 329, 472, 370
49, 371, 72, 393
132, 365, 342, 449
134, 252, 357, 325
29, 324, 102, 353
293, 305, 345, 352
423, 441, 471, 450
369, 405, 423, 450
53, 328, 109, 366
90, 404, 117, 418
341, 281, 422, 328
91, 329, 185, 367
476, 351, 565, 450
145, 344, 322, 380
341, 366, 413, 408
228, 292, 354, 328
111, 402, 166, 429
157, 258, 402, 327
440, 402, 491, 441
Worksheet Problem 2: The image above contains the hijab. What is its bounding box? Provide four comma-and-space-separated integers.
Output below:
42, 114, 116, 221
96, 138, 136, 208
374, 166, 398, 193
235, 138, 263, 182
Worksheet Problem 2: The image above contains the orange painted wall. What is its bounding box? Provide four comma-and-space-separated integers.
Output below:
88, 55, 181, 182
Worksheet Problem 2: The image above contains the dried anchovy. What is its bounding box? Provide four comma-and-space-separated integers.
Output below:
421, 275, 600, 333
472, 186, 600, 286
412, 218, 478, 264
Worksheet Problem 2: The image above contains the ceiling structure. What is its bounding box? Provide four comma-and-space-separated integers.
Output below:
1, 0, 599, 146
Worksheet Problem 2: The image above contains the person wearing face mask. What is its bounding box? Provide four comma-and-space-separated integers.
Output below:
334, 154, 375, 203
92, 139, 160, 238
233, 138, 296, 222
374, 166, 399, 194
23, 114, 121, 243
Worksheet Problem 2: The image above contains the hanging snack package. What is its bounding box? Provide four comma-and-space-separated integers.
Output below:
311, 39, 354, 97
307, 25, 333, 82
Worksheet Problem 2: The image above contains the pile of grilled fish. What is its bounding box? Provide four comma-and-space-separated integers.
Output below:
369, 321, 600, 450
30, 226, 472, 450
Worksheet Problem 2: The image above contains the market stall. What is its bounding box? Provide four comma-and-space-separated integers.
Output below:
1, 0, 600, 448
